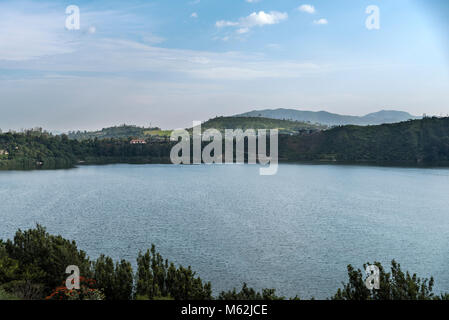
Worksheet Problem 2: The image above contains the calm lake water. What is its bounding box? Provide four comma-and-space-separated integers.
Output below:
1, 164, 449, 298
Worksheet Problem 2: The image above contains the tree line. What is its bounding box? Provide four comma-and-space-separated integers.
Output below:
280, 117, 449, 164
0, 129, 173, 170
2, 117, 449, 170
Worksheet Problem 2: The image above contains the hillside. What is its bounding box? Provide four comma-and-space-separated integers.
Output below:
66, 118, 324, 141
67, 125, 171, 140
0, 130, 173, 170
280, 117, 449, 164
236, 109, 420, 126
197, 116, 327, 134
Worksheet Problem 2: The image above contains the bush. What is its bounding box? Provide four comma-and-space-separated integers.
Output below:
219, 283, 284, 300
0, 287, 20, 300
46, 277, 104, 300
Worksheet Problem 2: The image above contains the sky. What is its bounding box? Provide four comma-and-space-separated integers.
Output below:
0, 0, 449, 131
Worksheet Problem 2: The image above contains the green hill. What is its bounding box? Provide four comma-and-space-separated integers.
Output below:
67, 118, 325, 141
197, 116, 326, 134
67, 124, 170, 140
280, 117, 449, 164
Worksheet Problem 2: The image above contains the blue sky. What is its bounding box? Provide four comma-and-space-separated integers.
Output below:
0, 0, 448, 130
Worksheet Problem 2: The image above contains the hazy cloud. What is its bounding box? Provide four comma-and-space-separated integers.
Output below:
0, 5, 76, 61
142, 34, 166, 44
314, 19, 328, 25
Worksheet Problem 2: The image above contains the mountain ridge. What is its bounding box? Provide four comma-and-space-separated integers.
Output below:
235, 108, 421, 126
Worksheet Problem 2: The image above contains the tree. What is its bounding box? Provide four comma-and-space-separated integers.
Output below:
0, 242, 19, 284
4, 225, 92, 295
93, 255, 115, 300
135, 245, 212, 300
135, 249, 153, 299
333, 260, 440, 300
114, 260, 133, 300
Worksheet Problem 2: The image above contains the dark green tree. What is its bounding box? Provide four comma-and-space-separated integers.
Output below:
114, 260, 134, 300
4, 225, 91, 295
135, 245, 212, 300
333, 260, 439, 300
93, 255, 115, 299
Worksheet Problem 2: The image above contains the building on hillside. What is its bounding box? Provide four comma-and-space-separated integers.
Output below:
130, 139, 147, 145
0, 149, 8, 156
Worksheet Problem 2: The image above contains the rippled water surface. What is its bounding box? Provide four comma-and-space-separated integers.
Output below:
1, 164, 449, 298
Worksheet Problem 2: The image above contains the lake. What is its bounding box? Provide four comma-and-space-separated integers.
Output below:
1, 163, 449, 299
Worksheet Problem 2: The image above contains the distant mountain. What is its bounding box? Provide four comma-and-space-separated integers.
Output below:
235, 109, 420, 126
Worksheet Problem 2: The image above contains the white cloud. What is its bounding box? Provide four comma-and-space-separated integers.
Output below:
313, 18, 328, 25
298, 4, 316, 14
191, 12, 198, 18
245, 0, 261, 3
215, 11, 287, 35
241, 11, 288, 27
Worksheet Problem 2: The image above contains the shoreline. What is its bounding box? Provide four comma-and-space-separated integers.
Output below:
2, 158, 449, 172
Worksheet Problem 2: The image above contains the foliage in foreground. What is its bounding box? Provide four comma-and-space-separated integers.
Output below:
332, 261, 448, 300
0, 225, 211, 300
218, 283, 286, 300
0, 288, 19, 300
45, 277, 104, 300
0, 225, 448, 300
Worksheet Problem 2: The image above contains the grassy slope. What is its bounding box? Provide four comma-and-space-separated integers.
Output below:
198, 116, 326, 134
68, 118, 325, 141
67, 125, 167, 140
